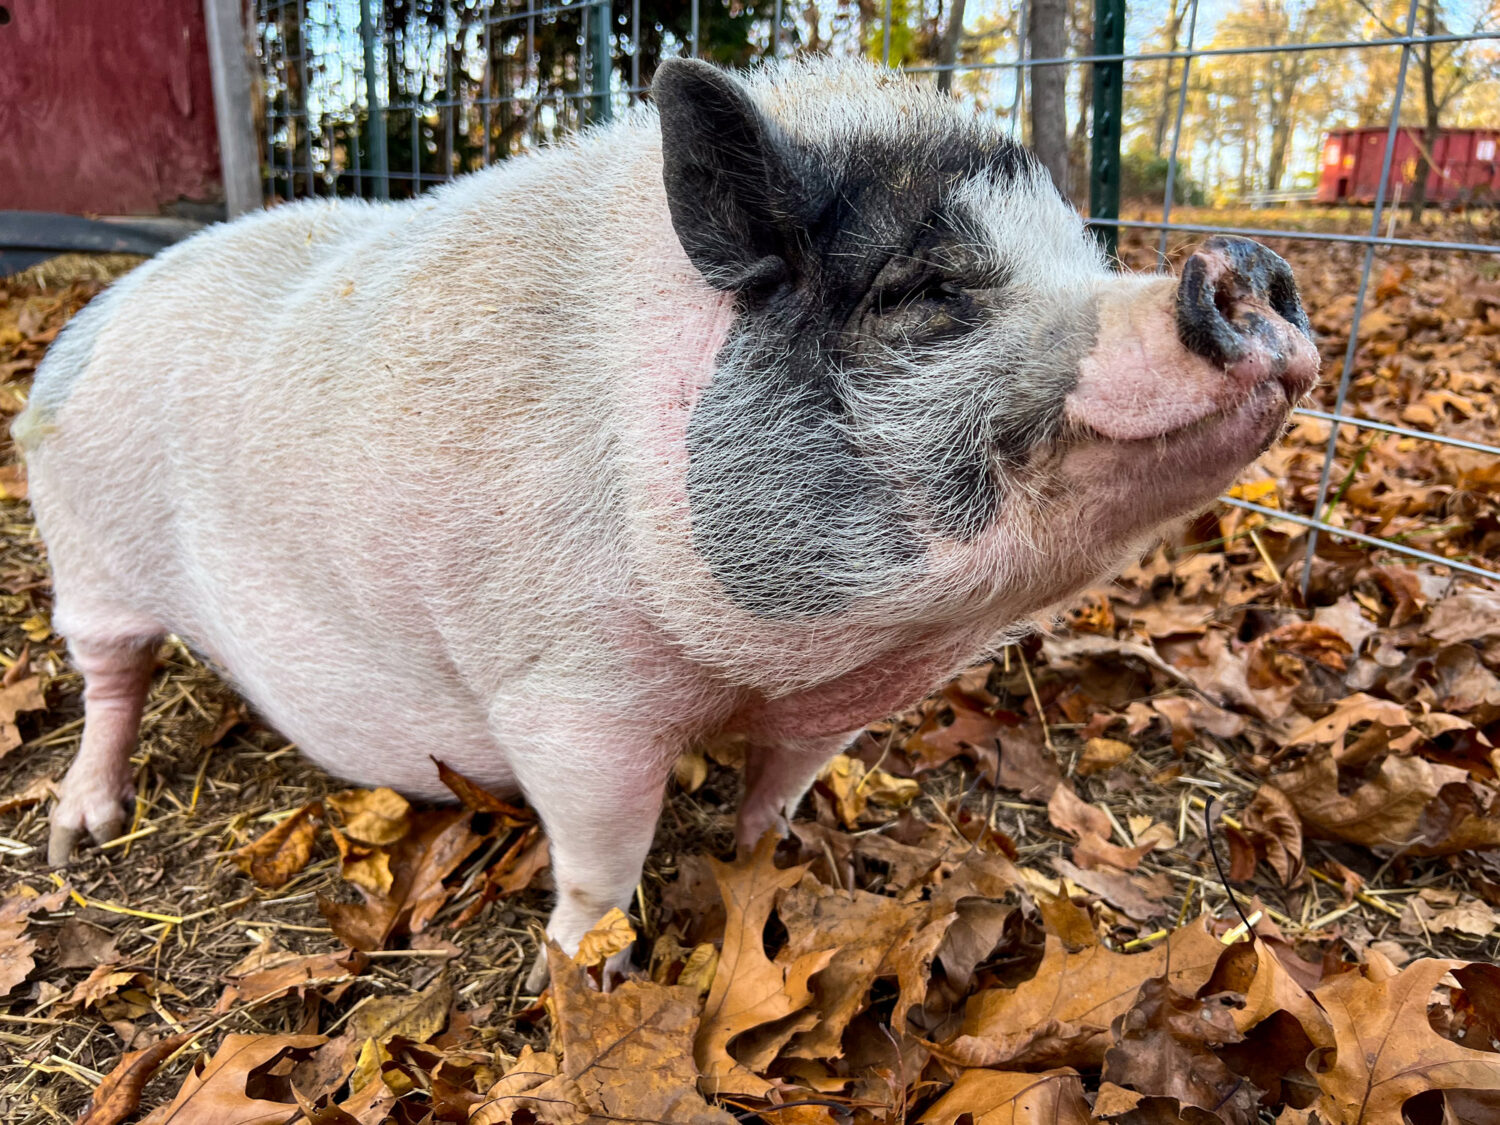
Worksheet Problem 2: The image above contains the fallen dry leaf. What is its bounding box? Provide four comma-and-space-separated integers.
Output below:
572, 907, 636, 970
326, 787, 411, 845
818, 753, 921, 828
1048, 781, 1154, 871
330, 821, 394, 895
221, 944, 368, 1007
1281, 693, 1413, 753
1427, 589, 1500, 643
921, 1067, 1092, 1124
452, 823, 551, 928
0, 673, 45, 756
548, 949, 735, 1123
1272, 750, 1500, 855
941, 918, 1227, 1070
1399, 888, 1500, 939
1151, 693, 1248, 751
694, 836, 837, 1097
0, 774, 52, 815
1051, 857, 1169, 921
905, 687, 1004, 780
1076, 737, 1133, 777
1241, 784, 1305, 886
79, 1032, 194, 1125
54, 916, 122, 969
774, 872, 923, 1059
346, 972, 452, 1047
433, 758, 531, 820
319, 808, 477, 950
233, 801, 322, 889
139, 1034, 325, 1125
471, 1046, 584, 1125
1311, 958, 1500, 1123
0, 884, 69, 998
1098, 976, 1260, 1124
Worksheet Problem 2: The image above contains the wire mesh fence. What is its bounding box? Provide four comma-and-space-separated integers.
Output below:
254, 0, 1500, 591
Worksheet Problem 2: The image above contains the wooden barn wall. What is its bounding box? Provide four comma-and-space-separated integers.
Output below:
0, 0, 224, 215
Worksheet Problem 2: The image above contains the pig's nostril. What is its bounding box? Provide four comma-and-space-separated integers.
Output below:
1266, 267, 1311, 340
1175, 252, 1246, 369
1213, 278, 1236, 321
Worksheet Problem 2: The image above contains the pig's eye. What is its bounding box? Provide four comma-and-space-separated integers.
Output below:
874, 277, 967, 315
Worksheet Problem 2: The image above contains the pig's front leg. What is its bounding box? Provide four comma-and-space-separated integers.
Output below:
509, 729, 675, 993
736, 731, 863, 852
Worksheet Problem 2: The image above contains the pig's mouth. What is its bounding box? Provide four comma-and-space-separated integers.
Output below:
1068, 368, 1301, 455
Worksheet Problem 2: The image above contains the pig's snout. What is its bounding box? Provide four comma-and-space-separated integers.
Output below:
1176, 236, 1314, 393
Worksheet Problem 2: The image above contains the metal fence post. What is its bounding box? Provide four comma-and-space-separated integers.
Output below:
358, 0, 389, 199
589, 0, 613, 123
1089, 0, 1124, 260
203, 0, 262, 216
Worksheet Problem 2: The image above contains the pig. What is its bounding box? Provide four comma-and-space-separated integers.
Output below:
17, 56, 1317, 981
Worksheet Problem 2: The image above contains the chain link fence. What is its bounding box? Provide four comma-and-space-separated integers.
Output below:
255, 0, 1500, 591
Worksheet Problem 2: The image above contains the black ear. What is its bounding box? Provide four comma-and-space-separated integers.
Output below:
652, 59, 798, 294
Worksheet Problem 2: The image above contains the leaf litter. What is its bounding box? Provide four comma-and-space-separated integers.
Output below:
0, 220, 1498, 1122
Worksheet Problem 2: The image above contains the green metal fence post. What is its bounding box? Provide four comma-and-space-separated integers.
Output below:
358, 0, 389, 199
588, 0, 613, 124
1089, 0, 1124, 260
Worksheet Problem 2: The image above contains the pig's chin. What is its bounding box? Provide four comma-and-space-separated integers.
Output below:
1060, 378, 1291, 533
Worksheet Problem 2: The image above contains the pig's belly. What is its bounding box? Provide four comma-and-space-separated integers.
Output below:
179, 613, 517, 801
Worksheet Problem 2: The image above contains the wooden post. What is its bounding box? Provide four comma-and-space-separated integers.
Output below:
203, 0, 262, 217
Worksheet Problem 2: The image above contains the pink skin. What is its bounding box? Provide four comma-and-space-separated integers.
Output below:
1065, 275, 1319, 442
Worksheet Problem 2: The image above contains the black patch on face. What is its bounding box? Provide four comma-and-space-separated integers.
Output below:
684, 340, 923, 619
655, 60, 1049, 618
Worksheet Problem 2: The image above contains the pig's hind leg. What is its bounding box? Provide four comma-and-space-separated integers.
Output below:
48, 633, 160, 866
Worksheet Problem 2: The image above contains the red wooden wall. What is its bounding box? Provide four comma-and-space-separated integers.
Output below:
0, 0, 225, 215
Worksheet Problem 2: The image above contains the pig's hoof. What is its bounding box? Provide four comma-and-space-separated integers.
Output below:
522, 946, 634, 994
47, 791, 130, 865
523, 949, 550, 995
47, 815, 126, 866
47, 824, 85, 868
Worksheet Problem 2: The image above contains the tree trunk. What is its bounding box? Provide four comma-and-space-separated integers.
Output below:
935, 0, 967, 93
1409, 1, 1438, 221
1264, 60, 1303, 192
1068, 0, 1092, 206
1028, 0, 1069, 195
1151, 0, 1185, 157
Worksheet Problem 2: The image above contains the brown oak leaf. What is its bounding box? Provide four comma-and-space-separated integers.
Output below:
693, 835, 837, 1097
138, 1034, 325, 1125
921, 1068, 1092, 1124
548, 949, 736, 1123
940, 918, 1227, 1070
1311, 958, 1500, 1122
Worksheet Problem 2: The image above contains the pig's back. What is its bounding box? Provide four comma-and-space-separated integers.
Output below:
20, 156, 654, 796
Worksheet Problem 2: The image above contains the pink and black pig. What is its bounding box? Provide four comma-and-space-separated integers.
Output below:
16, 57, 1317, 981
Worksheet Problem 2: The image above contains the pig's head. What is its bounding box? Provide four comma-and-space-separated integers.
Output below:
651, 58, 1318, 628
